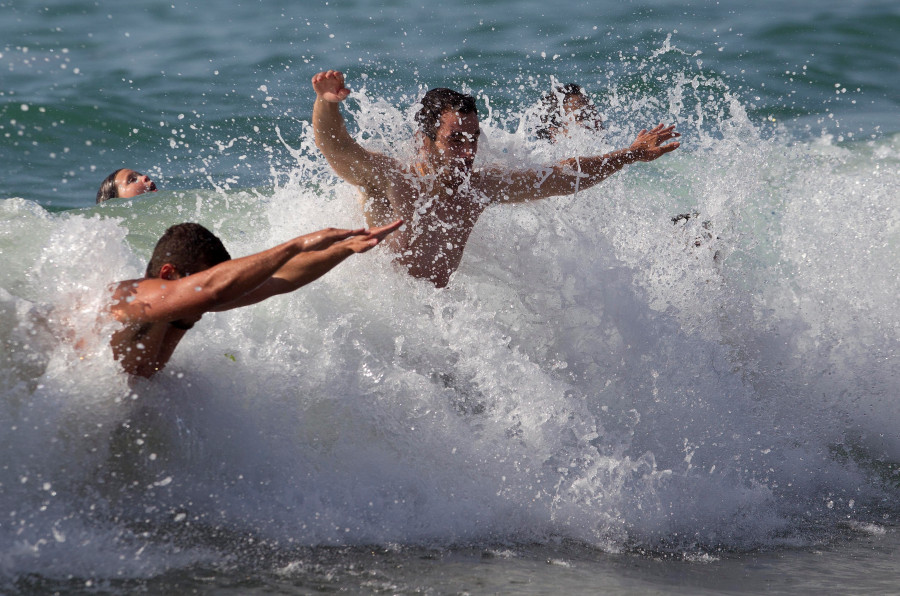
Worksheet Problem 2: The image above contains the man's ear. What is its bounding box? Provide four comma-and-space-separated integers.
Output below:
159, 263, 178, 280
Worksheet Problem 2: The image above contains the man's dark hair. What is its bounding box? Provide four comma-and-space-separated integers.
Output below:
415, 88, 478, 141
145, 223, 232, 278
97, 169, 125, 203
536, 83, 587, 140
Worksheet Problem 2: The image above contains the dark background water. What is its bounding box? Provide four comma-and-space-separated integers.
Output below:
2, 0, 898, 209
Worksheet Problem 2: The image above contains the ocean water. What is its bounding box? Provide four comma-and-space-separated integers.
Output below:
2, 0, 899, 593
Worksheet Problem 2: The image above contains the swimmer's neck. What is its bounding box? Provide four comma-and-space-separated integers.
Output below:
412, 160, 474, 188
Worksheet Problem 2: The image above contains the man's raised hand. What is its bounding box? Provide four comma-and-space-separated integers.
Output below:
627, 123, 681, 162
312, 70, 351, 103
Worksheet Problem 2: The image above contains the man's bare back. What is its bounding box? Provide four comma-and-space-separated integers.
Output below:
312, 69, 680, 288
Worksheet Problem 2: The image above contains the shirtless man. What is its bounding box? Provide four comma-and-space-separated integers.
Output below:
312, 69, 680, 288
108, 219, 401, 377
97, 168, 158, 203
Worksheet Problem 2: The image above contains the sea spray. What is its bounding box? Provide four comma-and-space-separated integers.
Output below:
1, 45, 898, 586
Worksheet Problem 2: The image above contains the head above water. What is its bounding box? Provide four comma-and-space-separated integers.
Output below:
145, 223, 232, 279
415, 88, 478, 141
96, 168, 158, 203
536, 83, 603, 140
415, 88, 480, 171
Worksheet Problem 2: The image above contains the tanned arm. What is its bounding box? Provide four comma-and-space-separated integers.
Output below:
212, 219, 403, 310
312, 70, 402, 188
488, 124, 681, 203
110, 226, 389, 325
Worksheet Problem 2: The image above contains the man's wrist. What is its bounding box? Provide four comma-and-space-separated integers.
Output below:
618, 148, 637, 166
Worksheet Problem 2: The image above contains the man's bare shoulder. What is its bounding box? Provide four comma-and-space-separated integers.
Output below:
469, 166, 523, 198
365, 152, 413, 181
109, 278, 144, 302
343, 150, 407, 194
108, 276, 178, 324
358, 157, 420, 196
107, 278, 146, 320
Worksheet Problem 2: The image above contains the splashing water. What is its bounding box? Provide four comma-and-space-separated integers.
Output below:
1, 47, 898, 586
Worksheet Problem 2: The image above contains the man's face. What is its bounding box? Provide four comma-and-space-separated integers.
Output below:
426, 110, 480, 172
115, 169, 157, 198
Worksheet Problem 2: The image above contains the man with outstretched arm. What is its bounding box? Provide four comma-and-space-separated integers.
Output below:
311, 69, 680, 288
109, 219, 402, 378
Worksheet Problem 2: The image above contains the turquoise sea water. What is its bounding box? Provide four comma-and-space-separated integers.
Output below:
4, 0, 898, 210
2, 0, 899, 593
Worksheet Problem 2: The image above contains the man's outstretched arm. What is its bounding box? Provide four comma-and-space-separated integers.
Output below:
213, 219, 403, 310
312, 70, 400, 188
490, 124, 681, 203
110, 225, 396, 325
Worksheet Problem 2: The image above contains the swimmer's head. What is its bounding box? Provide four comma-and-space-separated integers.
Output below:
536, 83, 603, 141
96, 168, 158, 203
145, 223, 231, 279
415, 88, 478, 142
416, 88, 480, 171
